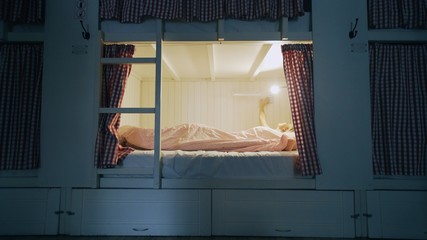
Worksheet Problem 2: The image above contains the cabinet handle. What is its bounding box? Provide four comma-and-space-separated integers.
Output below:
66, 211, 75, 216
133, 228, 149, 232
363, 213, 372, 218
275, 229, 291, 233
54, 211, 64, 215
351, 214, 360, 219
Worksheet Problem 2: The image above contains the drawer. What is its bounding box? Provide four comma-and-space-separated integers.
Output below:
0, 188, 60, 235
212, 189, 355, 238
70, 189, 211, 236
367, 190, 427, 239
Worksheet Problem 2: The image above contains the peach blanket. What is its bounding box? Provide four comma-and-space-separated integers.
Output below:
119, 123, 297, 152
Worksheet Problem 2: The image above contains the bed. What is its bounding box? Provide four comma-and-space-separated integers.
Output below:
98, 149, 314, 189
113, 149, 299, 178
98, 124, 314, 189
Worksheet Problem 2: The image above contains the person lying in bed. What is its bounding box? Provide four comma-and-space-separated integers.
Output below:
258, 96, 296, 150
259, 96, 294, 133
118, 122, 297, 153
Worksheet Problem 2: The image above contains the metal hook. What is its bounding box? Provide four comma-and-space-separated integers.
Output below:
80, 20, 90, 40
349, 18, 358, 39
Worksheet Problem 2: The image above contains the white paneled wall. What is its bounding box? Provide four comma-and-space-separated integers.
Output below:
123, 77, 292, 132
121, 72, 142, 126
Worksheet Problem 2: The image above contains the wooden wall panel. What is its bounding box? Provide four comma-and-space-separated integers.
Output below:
124, 79, 291, 132
121, 73, 141, 126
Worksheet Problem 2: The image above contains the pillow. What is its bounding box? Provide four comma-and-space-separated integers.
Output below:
117, 125, 134, 145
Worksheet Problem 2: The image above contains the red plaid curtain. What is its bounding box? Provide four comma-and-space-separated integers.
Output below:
282, 44, 321, 176
95, 44, 135, 168
0, 0, 45, 23
99, 0, 304, 23
370, 43, 427, 176
368, 0, 427, 29
0, 43, 43, 170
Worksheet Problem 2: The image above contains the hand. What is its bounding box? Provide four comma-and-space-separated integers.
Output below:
259, 97, 270, 107
277, 122, 290, 132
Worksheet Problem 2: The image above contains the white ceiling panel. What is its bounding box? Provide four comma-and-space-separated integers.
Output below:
130, 41, 286, 82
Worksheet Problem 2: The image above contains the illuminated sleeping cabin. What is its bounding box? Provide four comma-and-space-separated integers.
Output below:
72, 1, 339, 236
89, 3, 336, 234
95, 5, 320, 189
98, 41, 311, 187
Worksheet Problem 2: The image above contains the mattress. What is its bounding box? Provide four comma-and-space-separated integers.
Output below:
117, 150, 300, 179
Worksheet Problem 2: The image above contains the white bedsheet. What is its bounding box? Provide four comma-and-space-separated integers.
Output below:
119, 124, 297, 152
118, 150, 300, 179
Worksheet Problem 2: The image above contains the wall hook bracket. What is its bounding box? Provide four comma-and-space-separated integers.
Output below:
349, 18, 358, 39
80, 20, 90, 40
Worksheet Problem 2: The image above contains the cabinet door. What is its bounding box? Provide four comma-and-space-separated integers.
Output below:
0, 188, 60, 235
367, 191, 427, 239
69, 189, 211, 236
212, 190, 355, 238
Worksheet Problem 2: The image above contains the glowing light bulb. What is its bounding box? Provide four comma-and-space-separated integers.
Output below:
270, 85, 281, 95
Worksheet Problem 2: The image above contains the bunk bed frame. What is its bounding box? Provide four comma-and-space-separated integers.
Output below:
96, 16, 316, 190
78, 15, 358, 238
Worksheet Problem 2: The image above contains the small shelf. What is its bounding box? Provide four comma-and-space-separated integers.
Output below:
5, 32, 44, 42
102, 32, 157, 42
97, 167, 153, 175
101, 57, 156, 64
99, 107, 156, 114
368, 29, 427, 42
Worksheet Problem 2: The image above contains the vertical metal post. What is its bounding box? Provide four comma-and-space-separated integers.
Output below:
280, 17, 289, 40
153, 19, 163, 189
217, 19, 225, 41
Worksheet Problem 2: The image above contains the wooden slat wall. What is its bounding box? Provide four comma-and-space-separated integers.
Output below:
120, 72, 142, 126
125, 79, 292, 132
